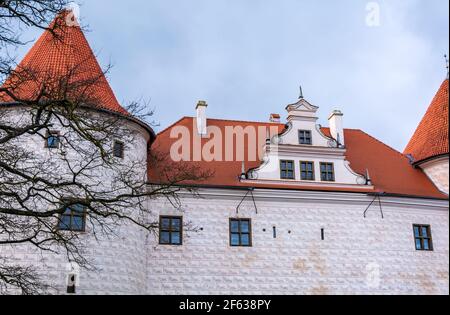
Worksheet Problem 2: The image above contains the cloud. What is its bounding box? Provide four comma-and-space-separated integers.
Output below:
11, 0, 450, 150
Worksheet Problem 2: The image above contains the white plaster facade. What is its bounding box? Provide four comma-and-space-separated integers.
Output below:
418, 156, 449, 195
1, 104, 449, 295
3, 188, 449, 295
147, 189, 449, 295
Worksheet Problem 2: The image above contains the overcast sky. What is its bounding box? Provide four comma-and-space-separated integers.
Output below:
14, 0, 449, 151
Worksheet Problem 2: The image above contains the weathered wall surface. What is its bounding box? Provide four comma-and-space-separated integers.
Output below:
420, 156, 449, 195
146, 189, 449, 295
0, 107, 150, 295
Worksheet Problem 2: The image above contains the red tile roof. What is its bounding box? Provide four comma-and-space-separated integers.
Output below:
404, 79, 449, 163
0, 10, 127, 115
150, 117, 447, 199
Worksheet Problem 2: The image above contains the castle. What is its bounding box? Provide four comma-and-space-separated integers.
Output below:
0, 12, 448, 295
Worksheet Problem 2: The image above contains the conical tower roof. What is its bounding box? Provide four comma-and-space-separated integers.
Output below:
404, 79, 449, 163
0, 10, 127, 115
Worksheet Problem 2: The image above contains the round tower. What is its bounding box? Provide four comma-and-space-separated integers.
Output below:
404, 79, 449, 195
0, 11, 155, 294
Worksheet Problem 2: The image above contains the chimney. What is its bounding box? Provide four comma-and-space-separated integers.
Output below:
328, 110, 345, 146
269, 113, 281, 123
196, 100, 208, 136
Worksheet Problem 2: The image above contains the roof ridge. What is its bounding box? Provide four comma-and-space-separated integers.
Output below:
157, 116, 190, 136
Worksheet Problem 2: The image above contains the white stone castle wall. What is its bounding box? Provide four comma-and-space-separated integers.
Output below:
146, 189, 449, 295
0, 107, 150, 295
420, 156, 449, 195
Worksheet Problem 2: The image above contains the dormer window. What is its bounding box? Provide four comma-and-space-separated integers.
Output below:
113, 141, 124, 159
280, 160, 295, 180
46, 131, 60, 149
299, 130, 312, 145
320, 162, 335, 182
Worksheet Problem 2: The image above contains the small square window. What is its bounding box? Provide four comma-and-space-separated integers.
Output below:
300, 161, 315, 181
58, 204, 86, 232
299, 130, 312, 145
320, 162, 335, 182
46, 131, 60, 149
413, 224, 433, 251
280, 160, 295, 180
230, 218, 252, 247
113, 141, 124, 158
159, 216, 182, 245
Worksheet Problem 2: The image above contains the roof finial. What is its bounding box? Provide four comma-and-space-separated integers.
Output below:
445, 54, 449, 79
299, 85, 304, 99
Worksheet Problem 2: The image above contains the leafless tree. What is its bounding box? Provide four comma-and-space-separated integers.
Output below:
0, 1, 211, 294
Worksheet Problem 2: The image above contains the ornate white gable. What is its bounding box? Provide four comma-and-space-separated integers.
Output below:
242, 97, 373, 189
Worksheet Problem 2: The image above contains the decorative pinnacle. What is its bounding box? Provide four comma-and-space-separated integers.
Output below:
299, 85, 304, 99
445, 54, 449, 79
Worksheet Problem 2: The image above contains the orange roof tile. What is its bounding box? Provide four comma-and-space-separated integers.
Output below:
0, 10, 127, 115
150, 117, 447, 199
404, 79, 449, 163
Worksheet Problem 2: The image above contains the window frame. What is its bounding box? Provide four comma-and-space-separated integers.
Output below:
57, 203, 86, 232
229, 218, 252, 247
45, 130, 60, 149
280, 160, 295, 180
113, 140, 125, 159
413, 224, 433, 251
159, 215, 183, 246
298, 130, 312, 145
320, 162, 335, 182
300, 161, 315, 181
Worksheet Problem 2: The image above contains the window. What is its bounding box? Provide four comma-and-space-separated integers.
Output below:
300, 161, 315, 181
46, 131, 60, 149
413, 225, 433, 251
58, 204, 86, 232
159, 216, 182, 245
113, 141, 124, 158
230, 218, 252, 246
299, 130, 312, 145
280, 160, 295, 180
320, 162, 335, 182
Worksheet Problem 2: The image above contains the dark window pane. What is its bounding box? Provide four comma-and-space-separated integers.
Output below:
171, 218, 181, 231
423, 239, 429, 250
113, 142, 124, 158
171, 232, 181, 244
415, 239, 422, 250
421, 227, 428, 237
231, 233, 240, 246
240, 221, 249, 233
160, 232, 170, 244
414, 226, 420, 237
307, 163, 313, 171
59, 215, 71, 230
71, 204, 84, 214
161, 218, 170, 230
47, 135, 59, 148
241, 234, 250, 246
230, 220, 239, 233
72, 216, 84, 231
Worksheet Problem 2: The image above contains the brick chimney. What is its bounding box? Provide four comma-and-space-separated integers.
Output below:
269, 113, 281, 123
